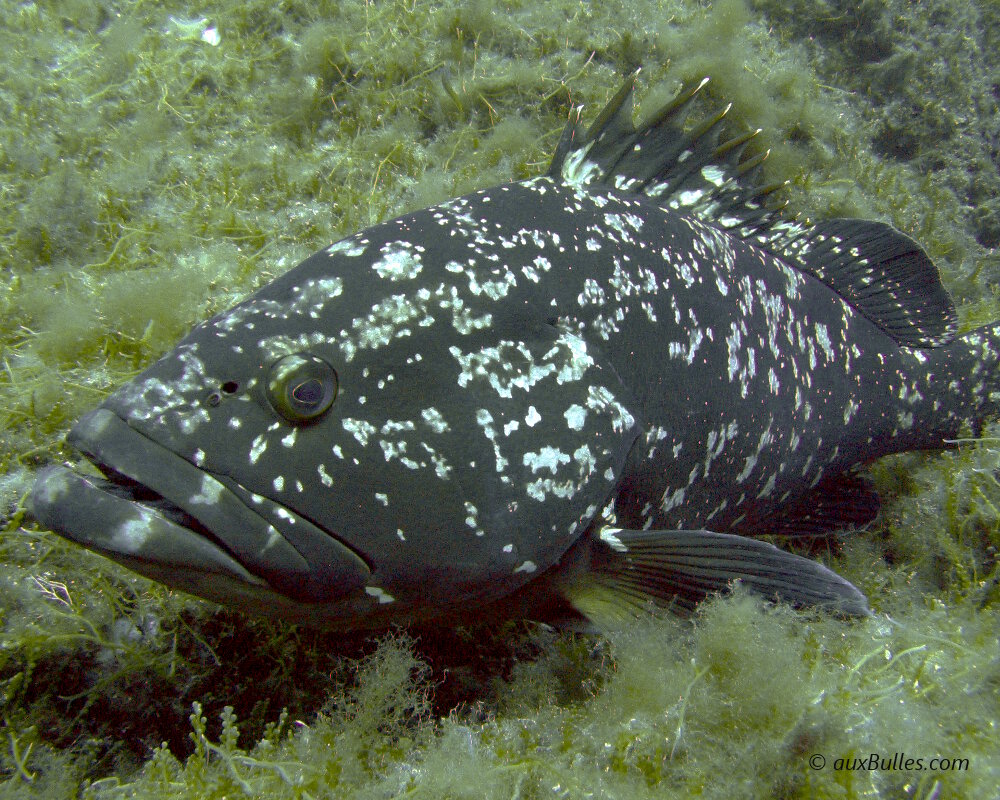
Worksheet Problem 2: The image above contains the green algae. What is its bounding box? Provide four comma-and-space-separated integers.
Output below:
24, 597, 992, 799
1, 0, 999, 797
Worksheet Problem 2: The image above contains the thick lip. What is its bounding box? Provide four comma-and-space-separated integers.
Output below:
28, 409, 370, 603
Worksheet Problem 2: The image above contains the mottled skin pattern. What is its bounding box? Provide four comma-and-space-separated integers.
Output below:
28, 78, 1000, 627
91, 178, 647, 619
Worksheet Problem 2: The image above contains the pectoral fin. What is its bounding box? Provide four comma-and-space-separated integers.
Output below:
562, 527, 870, 627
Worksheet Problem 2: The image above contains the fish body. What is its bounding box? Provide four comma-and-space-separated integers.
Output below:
28, 75, 1000, 628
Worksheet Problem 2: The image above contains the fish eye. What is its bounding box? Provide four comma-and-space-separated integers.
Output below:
266, 353, 338, 424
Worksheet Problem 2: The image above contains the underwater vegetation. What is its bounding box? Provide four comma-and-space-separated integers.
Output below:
1, 0, 998, 797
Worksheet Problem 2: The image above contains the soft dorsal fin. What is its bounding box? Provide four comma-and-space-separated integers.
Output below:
549, 72, 958, 348
762, 218, 958, 347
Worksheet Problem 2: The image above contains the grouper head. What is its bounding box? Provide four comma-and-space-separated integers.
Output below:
29, 186, 642, 628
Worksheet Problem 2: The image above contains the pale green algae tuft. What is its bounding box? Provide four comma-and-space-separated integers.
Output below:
38, 595, 997, 799
1, 0, 998, 797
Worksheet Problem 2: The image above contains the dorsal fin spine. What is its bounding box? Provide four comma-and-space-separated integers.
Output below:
548, 73, 958, 348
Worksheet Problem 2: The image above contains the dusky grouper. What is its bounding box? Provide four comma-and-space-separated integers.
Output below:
28, 73, 1000, 628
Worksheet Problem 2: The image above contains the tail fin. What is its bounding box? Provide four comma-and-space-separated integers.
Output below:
916, 322, 1000, 442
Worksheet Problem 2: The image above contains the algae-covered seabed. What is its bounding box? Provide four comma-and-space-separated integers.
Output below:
1, 0, 998, 797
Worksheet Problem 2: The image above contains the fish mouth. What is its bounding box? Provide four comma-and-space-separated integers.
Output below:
28, 409, 370, 606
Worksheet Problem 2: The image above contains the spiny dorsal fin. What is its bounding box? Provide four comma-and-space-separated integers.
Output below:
548, 71, 783, 233
549, 74, 958, 349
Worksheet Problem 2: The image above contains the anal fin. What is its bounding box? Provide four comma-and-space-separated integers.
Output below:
734, 472, 880, 541
562, 527, 870, 628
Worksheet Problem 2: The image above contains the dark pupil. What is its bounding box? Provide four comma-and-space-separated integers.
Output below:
291, 378, 323, 406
